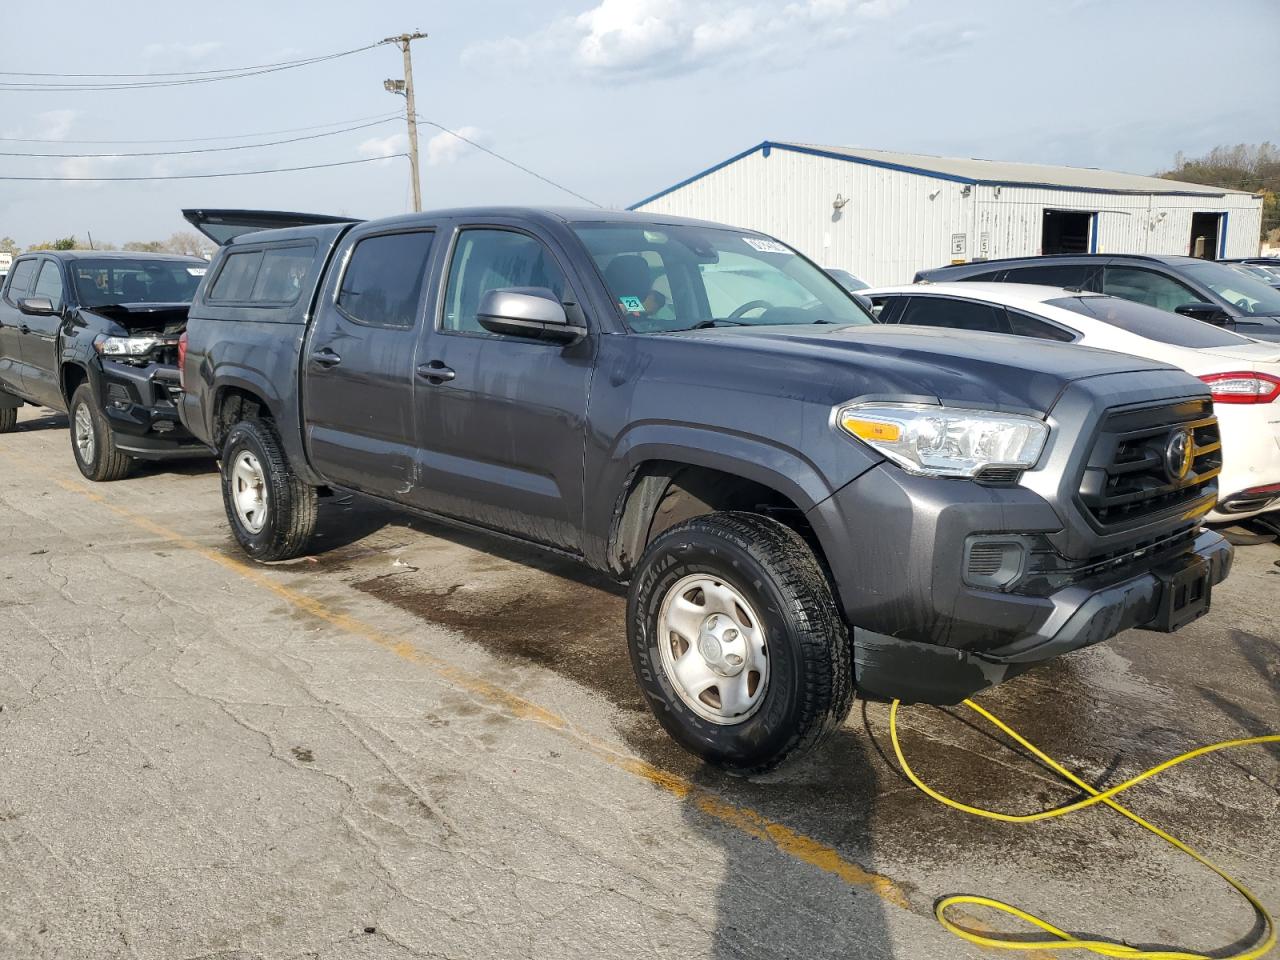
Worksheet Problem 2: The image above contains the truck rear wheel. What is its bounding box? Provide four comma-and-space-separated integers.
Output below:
627, 512, 854, 774
220, 418, 317, 562
0, 406, 16, 433
69, 384, 133, 482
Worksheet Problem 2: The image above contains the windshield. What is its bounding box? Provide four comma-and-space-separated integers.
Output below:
827, 268, 869, 292
572, 223, 873, 333
1180, 260, 1280, 316
71, 258, 207, 307
1046, 295, 1254, 349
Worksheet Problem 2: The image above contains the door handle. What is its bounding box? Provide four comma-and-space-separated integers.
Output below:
310, 347, 342, 368
416, 360, 455, 384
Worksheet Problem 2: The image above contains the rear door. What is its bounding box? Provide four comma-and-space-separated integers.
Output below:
301, 223, 441, 498
410, 220, 595, 553
0, 257, 38, 396
19, 258, 68, 408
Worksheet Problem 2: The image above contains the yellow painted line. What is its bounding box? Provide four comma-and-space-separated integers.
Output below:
8, 444, 1060, 952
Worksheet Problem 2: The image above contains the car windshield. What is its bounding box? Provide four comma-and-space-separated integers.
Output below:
71, 258, 207, 307
1046, 295, 1254, 349
572, 222, 873, 333
827, 268, 869, 292
1180, 260, 1280, 316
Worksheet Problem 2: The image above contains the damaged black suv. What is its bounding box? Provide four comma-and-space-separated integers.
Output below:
0, 251, 211, 479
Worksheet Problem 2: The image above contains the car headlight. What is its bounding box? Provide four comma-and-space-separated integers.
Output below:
836, 402, 1049, 478
94, 335, 167, 357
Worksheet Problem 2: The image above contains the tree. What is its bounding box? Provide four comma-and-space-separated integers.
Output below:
27, 236, 81, 251
122, 240, 165, 253
161, 231, 214, 258
0, 237, 19, 256
1161, 143, 1280, 242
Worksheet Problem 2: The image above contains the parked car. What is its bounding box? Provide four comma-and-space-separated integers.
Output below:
862, 282, 1280, 522
0, 251, 212, 478
179, 206, 1231, 773
915, 254, 1280, 342
1224, 261, 1280, 290
825, 267, 869, 292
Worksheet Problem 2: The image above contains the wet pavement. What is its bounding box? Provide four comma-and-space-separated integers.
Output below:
1, 405, 1277, 960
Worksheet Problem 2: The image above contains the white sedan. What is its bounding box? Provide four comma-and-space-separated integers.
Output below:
861, 282, 1280, 523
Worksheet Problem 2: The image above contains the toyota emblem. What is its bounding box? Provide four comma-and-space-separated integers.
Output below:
1164, 428, 1194, 482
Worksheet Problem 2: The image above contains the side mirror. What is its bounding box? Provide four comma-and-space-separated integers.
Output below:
477, 288, 586, 344
17, 296, 56, 316
1175, 301, 1230, 325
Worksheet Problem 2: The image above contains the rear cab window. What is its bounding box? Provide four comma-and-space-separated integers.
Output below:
337, 231, 434, 329
208, 243, 317, 306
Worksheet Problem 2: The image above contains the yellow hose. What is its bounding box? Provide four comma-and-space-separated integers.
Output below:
889, 698, 1279, 959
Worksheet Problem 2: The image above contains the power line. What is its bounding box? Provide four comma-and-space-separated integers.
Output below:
2, 48, 377, 79
0, 112, 403, 145
417, 117, 603, 209
0, 44, 379, 91
0, 154, 406, 181
0, 117, 399, 159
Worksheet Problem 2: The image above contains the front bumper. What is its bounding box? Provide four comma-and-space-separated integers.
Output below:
852, 528, 1232, 704
98, 360, 211, 461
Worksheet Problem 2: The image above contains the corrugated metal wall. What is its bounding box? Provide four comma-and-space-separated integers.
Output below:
635, 148, 1264, 285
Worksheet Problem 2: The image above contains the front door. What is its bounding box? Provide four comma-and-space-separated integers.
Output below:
0, 257, 38, 397
412, 224, 594, 553
301, 227, 438, 498
19, 259, 68, 408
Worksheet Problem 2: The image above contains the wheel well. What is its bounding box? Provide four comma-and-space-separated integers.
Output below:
610, 461, 825, 578
212, 387, 270, 450
60, 363, 89, 405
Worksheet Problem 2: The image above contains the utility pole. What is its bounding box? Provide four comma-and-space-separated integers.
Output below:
382, 31, 428, 212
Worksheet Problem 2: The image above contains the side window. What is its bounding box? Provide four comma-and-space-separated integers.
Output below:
900, 296, 1009, 334
867, 295, 901, 321
1005, 263, 1090, 288
1006, 310, 1077, 342
5, 259, 38, 302
336, 231, 434, 328
1102, 267, 1198, 312
250, 245, 316, 304
443, 229, 566, 334
209, 251, 263, 302
32, 261, 65, 310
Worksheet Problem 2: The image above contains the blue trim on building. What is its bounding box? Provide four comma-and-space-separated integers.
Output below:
1219, 212, 1229, 258
1089, 212, 1099, 253
628, 141, 1239, 210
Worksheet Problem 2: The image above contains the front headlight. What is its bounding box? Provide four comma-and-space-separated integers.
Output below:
94, 335, 167, 357
837, 402, 1049, 478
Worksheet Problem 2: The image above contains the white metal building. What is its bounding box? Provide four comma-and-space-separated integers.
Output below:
629, 142, 1264, 286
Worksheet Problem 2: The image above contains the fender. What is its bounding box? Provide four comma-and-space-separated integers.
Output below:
208, 365, 324, 486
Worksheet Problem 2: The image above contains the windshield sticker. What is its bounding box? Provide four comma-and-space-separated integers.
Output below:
619, 296, 645, 313
187, 267, 208, 276
742, 237, 791, 255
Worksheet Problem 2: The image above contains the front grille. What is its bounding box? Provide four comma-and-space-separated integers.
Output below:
1077, 399, 1221, 529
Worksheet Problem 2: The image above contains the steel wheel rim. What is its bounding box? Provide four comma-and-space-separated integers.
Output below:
73, 405, 95, 464
656, 573, 770, 725
230, 451, 268, 534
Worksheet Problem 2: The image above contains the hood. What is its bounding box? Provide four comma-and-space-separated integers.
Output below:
668, 324, 1185, 416
82, 302, 190, 335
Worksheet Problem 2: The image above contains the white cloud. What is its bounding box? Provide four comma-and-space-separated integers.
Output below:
463, 0, 907, 80
143, 41, 224, 63
36, 110, 77, 141
357, 132, 409, 163
55, 155, 124, 190
425, 127, 486, 167
897, 21, 980, 60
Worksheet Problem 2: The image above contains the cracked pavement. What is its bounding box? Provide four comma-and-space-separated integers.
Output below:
1, 405, 1277, 960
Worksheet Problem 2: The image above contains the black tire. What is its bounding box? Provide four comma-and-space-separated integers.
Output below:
0, 406, 16, 434
69, 383, 133, 482
627, 512, 854, 774
220, 418, 318, 562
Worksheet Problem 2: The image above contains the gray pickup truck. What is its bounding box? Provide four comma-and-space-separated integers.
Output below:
179, 207, 1233, 772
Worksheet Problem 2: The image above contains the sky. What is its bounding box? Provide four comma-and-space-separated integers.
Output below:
1, 0, 1277, 248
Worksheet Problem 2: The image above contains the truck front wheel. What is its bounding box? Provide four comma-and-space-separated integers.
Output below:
627, 512, 854, 774
220, 418, 317, 562
0, 406, 16, 433
69, 384, 133, 481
